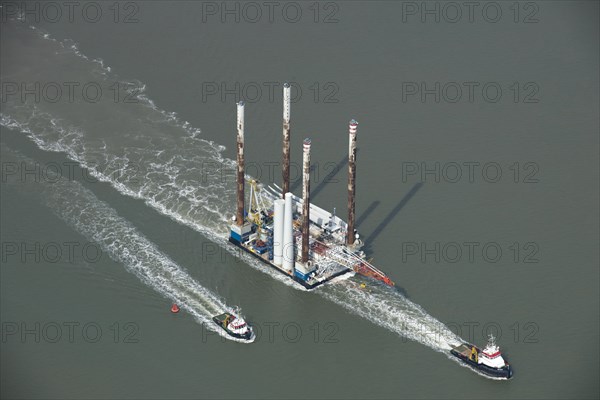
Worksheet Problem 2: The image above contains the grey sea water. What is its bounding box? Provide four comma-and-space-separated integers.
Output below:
1, 1, 598, 399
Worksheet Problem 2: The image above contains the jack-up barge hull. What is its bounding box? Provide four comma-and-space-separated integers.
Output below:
228, 236, 352, 290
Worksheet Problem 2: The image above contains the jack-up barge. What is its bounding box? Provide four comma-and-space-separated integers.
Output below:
228, 83, 394, 290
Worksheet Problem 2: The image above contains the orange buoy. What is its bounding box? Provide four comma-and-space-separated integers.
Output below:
171, 304, 180, 313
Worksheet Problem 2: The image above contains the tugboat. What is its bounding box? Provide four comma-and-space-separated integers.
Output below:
212, 310, 253, 341
450, 335, 513, 379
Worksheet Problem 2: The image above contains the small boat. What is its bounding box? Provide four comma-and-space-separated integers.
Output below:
450, 335, 513, 379
212, 310, 252, 341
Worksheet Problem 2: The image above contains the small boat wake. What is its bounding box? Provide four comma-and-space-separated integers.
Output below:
1, 20, 465, 354
1, 147, 253, 343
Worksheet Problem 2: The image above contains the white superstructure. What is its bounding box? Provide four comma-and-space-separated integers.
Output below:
226, 315, 250, 336
273, 199, 285, 266
479, 335, 508, 369
282, 192, 295, 273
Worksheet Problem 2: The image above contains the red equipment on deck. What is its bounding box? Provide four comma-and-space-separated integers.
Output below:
353, 261, 395, 286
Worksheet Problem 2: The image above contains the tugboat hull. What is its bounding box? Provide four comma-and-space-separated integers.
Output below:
450, 344, 513, 379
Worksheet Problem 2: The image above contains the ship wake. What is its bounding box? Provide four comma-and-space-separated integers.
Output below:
320, 279, 462, 352
1, 147, 253, 343
2, 20, 458, 351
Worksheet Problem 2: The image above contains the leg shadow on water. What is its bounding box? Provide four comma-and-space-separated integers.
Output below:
319, 181, 461, 352
290, 153, 349, 200
356, 182, 425, 298
233, 174, 456, 351
363, 182, 424, 248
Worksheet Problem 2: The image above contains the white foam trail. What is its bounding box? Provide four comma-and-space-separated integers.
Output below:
0, 108, 460, 352
1, 146, 253, 343
1, 20, 463, 353
2, 110, 306, 296
27, 25, 211, 144
320, 279, 462, 352
2, 109, 461, 352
